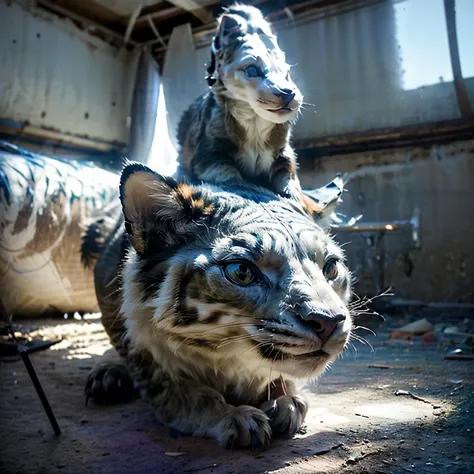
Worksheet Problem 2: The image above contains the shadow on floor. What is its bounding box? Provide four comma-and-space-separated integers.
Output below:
0, 318, 472, 474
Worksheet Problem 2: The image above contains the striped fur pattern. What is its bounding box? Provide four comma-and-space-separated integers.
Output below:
86, 163, 352, 449
176, 3, 305, 205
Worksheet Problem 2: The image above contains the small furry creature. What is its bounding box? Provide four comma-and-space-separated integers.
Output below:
84, 162, 353, 449
176, 3, 306, 204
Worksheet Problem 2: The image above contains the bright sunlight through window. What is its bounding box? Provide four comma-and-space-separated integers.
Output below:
395, 0, 474, 90
147, 83, 178, 176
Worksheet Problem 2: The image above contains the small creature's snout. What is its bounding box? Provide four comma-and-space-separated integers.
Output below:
271, 86, 296, 105
302, 312, 346, 345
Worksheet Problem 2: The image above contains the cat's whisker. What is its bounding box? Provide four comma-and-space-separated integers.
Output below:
353, 325, 377, 336
350, 333, 375, 353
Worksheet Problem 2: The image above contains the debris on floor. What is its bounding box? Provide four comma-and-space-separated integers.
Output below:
390, 318, 434, 340
384, 313, 474, 363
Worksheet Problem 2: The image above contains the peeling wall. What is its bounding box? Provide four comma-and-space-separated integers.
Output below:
0, 1, 139, 148
299, 139, 474, 303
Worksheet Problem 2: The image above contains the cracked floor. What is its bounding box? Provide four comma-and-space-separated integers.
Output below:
1, 318, 473, 474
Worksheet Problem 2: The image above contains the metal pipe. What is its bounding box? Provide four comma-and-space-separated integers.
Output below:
444, 0, 473, 118
333, 221, 411, 232
332, 208, 421, 248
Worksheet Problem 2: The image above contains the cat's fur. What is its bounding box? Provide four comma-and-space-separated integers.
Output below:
84, 163, 352, 449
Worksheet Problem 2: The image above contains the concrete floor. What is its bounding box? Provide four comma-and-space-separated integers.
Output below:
0, 318, 473, 474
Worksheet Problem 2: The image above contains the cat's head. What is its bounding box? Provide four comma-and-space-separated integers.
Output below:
120, 163, 351, 380
207, 4, 302, 124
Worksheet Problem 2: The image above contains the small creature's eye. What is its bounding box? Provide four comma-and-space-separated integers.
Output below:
245, 65, 263, 78
323, 259, 339, 281
223, 261, 259, 286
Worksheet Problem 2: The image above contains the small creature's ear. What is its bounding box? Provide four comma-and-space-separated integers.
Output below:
120, 163, 215, 253
214, 13, 245, 51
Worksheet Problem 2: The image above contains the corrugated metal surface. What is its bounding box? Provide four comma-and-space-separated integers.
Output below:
162, 0, 472, 142
0, 1, 139, 147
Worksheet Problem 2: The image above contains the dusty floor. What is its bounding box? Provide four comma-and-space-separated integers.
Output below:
0, 318, 473, 474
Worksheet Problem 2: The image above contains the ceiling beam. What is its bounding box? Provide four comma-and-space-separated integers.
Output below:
165, 0, 213, 24
132, 6, 181, 28
37, 0, 138, 46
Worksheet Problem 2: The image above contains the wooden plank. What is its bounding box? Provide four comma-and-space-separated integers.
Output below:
134, 6, 181, 27
166, 0, 213, 24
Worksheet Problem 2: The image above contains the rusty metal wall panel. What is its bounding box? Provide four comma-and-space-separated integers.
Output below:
162, 0, 473, 142
0, 1, 139, 147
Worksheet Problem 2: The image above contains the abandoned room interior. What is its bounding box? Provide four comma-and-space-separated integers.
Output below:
0, 0, 473, 473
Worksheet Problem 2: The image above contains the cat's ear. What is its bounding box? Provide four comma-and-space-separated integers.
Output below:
120, 163, 215, 253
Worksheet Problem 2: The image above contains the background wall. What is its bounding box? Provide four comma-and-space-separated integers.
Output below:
298, 139, 474, 303
0, 0, 139, 152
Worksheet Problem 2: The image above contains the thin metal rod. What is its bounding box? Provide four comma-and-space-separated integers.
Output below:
18, 346, 61, 436
124, 3, 143, 45
147, 15, 166, 49
444, 0, 473, 118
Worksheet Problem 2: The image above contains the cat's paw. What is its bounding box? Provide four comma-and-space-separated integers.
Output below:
85, 363, 135, 406
214, 405, 272, 451
260, 395, 308, 438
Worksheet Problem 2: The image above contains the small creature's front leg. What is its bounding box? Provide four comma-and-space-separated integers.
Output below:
260, 378, 308, 438
270, 150, 304, 202
130, 349, 272, 450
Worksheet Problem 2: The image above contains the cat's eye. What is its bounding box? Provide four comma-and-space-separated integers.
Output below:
323, 259, 339, 281
245, 65, 263, 78
223, 261, 259, 286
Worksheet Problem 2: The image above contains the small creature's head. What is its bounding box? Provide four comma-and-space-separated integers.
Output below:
120, 163, 352, 381
207, 4, 302, 124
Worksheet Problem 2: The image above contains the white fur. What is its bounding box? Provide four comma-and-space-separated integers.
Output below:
231, 100, 277, 175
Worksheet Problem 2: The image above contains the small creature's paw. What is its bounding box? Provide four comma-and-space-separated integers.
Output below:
214, 406, 272, 450
85, 363, 135, 406
281, 179, 303, 202
260, 395, 308, 438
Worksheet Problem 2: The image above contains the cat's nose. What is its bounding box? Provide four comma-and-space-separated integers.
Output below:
271, 86, 295, 104
303, 312, 346, 345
